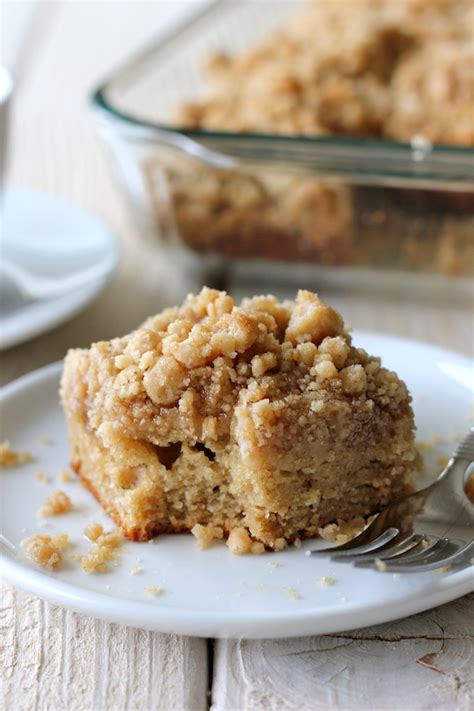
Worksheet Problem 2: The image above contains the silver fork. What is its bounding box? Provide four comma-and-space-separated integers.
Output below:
307, 428, 474, 573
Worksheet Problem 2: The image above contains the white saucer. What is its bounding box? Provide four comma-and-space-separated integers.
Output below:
0, 333, 472, 638
0, 188, 119, 349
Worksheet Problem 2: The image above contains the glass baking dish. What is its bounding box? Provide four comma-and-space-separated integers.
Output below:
91, 0, 474, 296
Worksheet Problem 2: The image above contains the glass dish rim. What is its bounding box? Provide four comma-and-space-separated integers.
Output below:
90, 0, 474, 185
92, 84, 474, 159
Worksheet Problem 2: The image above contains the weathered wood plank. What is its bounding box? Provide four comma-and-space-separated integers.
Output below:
212, 593, 474, 711
0, 583, 208, 711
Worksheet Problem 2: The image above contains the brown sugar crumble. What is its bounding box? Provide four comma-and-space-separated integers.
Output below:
0, 441, 32, 468
38, 490, 73, 517
81, 528, 123, 574
61, 288, 419, 554
21, 533, 70, 571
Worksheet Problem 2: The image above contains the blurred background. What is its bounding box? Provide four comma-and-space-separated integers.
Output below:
1, 0, 472, 381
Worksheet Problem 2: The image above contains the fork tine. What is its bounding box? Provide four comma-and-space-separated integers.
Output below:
368, 539, 474, 574
317, 527, 400, 559
354, 538, 450, 568
332, 534, 424, 563
454, 427, 474, 461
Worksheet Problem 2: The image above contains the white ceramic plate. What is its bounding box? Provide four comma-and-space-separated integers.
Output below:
1, 333, 473, 639
0, 188, 119, 349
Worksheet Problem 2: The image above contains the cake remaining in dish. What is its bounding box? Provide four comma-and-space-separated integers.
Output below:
60, 288, 419, 550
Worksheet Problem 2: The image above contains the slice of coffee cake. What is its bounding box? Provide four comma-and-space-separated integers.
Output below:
60, 288, 418, 549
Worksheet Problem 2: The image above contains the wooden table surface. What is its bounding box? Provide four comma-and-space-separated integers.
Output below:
1, 3, 473, 710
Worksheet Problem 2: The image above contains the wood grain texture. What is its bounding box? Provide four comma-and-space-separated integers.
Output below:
0, 582, 208, 711
212, 593, 474, 711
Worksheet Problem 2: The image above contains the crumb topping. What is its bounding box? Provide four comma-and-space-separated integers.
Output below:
21, 533, 69, 570
38, 490, 73, 517
0, 441, 32, 468
63, 288, 411, 452
176, 0, 473, 145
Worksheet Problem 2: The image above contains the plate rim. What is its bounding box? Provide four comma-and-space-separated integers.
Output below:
0, 187, 120, 350
1, 335, 473, 638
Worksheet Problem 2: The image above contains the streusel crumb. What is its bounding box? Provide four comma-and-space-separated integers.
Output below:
226, 527, 253, 555
145, 586, 162, 596
0, 441, 32, 468
21, 533, 69, 571
39, 490, 73, 517
83, 522, 104, 541
191, 523, 224, 549
81, 528, 123, 573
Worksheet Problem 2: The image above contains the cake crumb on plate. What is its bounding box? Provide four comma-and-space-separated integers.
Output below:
83, 522, 104, 541
33, 471, 51, 484
0, 441, 32, 468
145, 585, 162, 596
58, 468, 74, 483
316, 575, 336, 586
21, 533, 69, 571
191, 523, 223, 549
81, 528, 123, 574
282, 587, 301, 600
38, 490, 72, 517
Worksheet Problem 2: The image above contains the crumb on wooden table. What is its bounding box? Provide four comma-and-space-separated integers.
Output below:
38, 490, 73, 517
21, 533, 69, 571
81, 528, 123, 573
0, 441, 32, 468
144, 585, 162, 596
